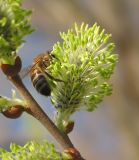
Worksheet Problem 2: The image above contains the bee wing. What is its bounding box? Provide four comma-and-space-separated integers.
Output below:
19, 65, 32, 79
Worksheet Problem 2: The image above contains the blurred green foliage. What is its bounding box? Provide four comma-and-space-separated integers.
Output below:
0, 0, 34, 65
0, 141, 71, 160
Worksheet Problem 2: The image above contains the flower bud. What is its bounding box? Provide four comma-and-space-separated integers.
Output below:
65, 121, 74, 134
1, 56, 22, 77
2, 105, 24, 119
64, 148, 81, 160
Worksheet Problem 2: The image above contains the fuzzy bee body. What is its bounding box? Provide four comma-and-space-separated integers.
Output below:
29, 52, 52, 96
20, 51, 63, 96
30, 68, 51, 96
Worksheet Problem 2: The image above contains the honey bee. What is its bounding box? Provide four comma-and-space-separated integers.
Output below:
20, 51, 63, 96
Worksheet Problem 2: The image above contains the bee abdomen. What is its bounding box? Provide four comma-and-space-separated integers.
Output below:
31, 71, 51, 96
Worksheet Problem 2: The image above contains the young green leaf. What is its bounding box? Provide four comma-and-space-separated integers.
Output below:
0, 141, 71, 160
0, 0, 34, 65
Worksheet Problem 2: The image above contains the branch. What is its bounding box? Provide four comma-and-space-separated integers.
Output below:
7, 74, 85, 159
9, 74, 74, 149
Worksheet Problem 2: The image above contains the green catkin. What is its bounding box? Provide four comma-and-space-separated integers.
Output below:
49, 23, 118, 131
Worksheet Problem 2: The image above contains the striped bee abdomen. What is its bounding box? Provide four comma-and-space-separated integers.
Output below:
30, 69, 51, 96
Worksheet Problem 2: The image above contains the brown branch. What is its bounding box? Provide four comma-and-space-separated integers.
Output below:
9, 74, 74, 149
9, 74, 86, 159
9, 74, 85, 159
1, 56, 85, 159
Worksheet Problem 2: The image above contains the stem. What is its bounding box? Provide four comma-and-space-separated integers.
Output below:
8, 74, 85, 159
9, 74, 74, 149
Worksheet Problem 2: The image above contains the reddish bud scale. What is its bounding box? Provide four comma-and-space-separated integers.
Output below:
65, 121, 74, 134
2, 105, 24, 119
1, 56, 22, 77
64, 148, 82, 160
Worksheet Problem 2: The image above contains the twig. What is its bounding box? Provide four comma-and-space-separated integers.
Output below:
9, 74, 86, 159
9, 74, 74, 149
9, 74, 85, 159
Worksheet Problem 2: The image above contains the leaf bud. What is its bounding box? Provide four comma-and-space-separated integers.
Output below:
1, 56, 22, 77
2, 105, 24, 119
64, 121, 74, 134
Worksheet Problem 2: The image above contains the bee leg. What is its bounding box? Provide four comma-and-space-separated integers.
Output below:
44, 70, 65, 83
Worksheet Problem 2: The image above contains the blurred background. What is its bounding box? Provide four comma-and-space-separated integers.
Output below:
0, 0, 139, 159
